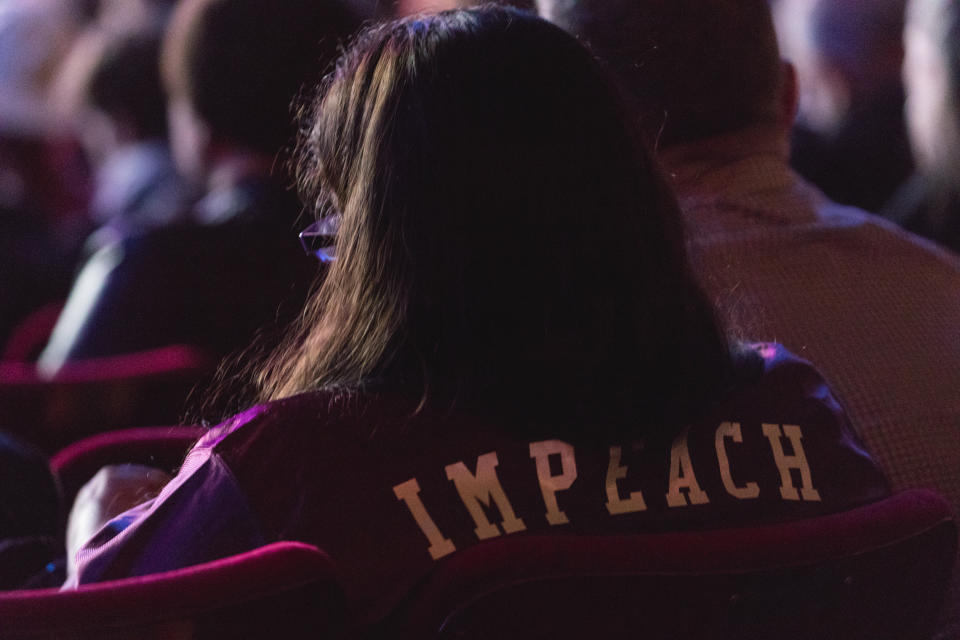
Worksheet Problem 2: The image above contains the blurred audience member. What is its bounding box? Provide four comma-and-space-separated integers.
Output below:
394, 0, 451, 14
883, 0, 960, 252
38, 0, 366, 374
51, 30, 186, 247
55, 30, 193, 253
393, 0, 533, 16
539, 0, 960, 634
0, 0, 90, 350
772, 0, 913, 212
0, 431, 62, 589
0, 431, 59, 542
455, 0, 535, 9
0, 0, 78, 139
96, 0, 177, 35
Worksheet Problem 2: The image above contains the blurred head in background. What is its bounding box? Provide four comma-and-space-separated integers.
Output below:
160, 0, 366, 184
52, 29, 193, 235
773, 0, 906, 136
392, 0, 534, 18
904, 0, 960, 184
0, 0, 80, 140
770, 0, 913, 211
536, 0, 789, 149
0, 0, 86, 217
875, 0, 960, 246
95, 0, 177, 34
57, 31, 167, 170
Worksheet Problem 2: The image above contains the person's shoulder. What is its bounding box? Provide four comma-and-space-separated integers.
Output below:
734, 342, 822, 385
197, 393, 334, 447
199, 389, 417, 460
814, 191, 960, 271
104, 223, 211, 270
196, 390, 430, 516
721, 342, 843, 419
712, 342, 877, 473
700, 345, 890, 515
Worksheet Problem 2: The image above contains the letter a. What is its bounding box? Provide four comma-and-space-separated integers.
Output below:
762, 424, 822, 502
445, 452, 527, 540
665, 430, 710, 507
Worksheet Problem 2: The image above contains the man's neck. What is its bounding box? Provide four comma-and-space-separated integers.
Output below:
658, 122, 790, 192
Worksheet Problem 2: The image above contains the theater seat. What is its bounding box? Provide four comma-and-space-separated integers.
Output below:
386, 490, 957, 640
0, 302, 64, 363
50, 425, 206, 510
0, 345, 212, 451
0, 542, 343, 640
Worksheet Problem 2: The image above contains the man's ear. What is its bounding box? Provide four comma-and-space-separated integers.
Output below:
780, 60, 799, 129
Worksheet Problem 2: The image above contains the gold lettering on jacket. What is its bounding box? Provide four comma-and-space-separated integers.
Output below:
762, 424, 821, 502
605, 444, 647, 515
716, 422, 760, 499
394, 422, 822, 560
529, 440, 577, 526
445, 452, 527, 540
666, 429, 710, 507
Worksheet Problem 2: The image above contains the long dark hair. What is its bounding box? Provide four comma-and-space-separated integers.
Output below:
257, 6, 731, 437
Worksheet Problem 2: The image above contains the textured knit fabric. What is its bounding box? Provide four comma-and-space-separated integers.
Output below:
71, 343, 888, 626
665, 127, 960, 639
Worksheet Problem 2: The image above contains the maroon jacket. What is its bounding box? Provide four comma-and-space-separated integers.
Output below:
72, 343, 889, 623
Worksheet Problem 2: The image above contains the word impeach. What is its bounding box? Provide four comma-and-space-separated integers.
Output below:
393, 422, 820, 560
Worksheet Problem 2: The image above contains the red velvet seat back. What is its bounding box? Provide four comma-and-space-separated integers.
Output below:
0, 542, 343, 640
50, 425, 206, 510
0, 302, 64, 363
387, 490, 957, 639
0, 345, 212, 451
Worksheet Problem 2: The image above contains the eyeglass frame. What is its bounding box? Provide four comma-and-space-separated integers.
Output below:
299, 213, 341, 263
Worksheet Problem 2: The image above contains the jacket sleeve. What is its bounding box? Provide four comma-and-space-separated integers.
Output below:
65, 426, 268, 588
